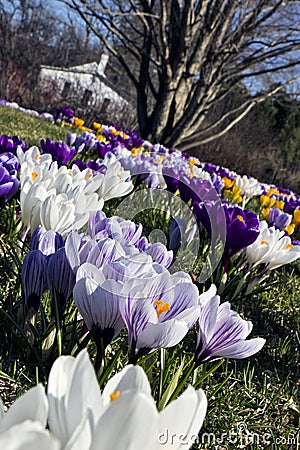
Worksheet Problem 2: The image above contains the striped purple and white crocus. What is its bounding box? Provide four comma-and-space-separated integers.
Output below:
195, 285, 265, 364
118, 270, 201, 363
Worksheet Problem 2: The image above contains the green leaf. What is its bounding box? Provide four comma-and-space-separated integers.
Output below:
157, 358, 185, 411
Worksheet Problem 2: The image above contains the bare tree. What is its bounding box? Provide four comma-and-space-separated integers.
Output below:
59, 0, 300, 148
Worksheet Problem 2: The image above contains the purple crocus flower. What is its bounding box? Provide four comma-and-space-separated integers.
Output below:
88, 211, 143, 246
73, 158, 107, 172
195, 285, 265, 365
0, 134, 26, 154
162, 167, 180, 193
87, 210, 107, 237
65, 230, 125, 274
119, 154, 151, 185
94, 141, 116, 159
269, 207, 292, 230
47, 247, 76, 312
22, 250, 48, 312
193, 200, 226, 235
100, 253, 158, 283
135, 237, 173, 268
74, 266, 124, 343
66, 132, 77, 147
201, 162, 234, 179
82, 132, 98, 149
73, 264, 125, 370
54, 107, 74, 124
30, 226, 64, 255
144, 242, 173, 268
61, 107, 74, 121
178, 176, 216, 204
40, 138, 76, 165
0, 152, 20, 203
168, 217, 197, 252
223, 204, 259, 256
118, 270, 200, 362
284, 199, 300, 215
72, 159, 87, 171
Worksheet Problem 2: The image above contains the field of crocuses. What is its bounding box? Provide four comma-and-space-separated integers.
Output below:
0, 100, 299, 449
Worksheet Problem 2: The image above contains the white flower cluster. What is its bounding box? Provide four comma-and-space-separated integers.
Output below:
235, 175, 263, 198
0, 350, 207, 450
246, 221, 300, 270
18, 148, 133, 236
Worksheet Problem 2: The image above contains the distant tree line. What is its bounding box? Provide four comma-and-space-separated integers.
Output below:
193, 86, 300, 192
0, 0, 102, 107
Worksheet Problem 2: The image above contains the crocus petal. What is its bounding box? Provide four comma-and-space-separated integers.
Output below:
76, 262, 106, 284
214, 338, 266, 359
47, 350, 103, 446
0, 384, 48, 433
65, 230, 83, 273
91, 391, 159, 450
102, 365, 151, 406
0, 421, 61, 450
74, 277, 124, 337
198, 284, 217, 307
137, 320, 188, 350
196, 294, 265, 363
64, 413, 93, 450
159, 387, 207, 450
197, 295, 219, 347
119, 296, 157, 350
162, 282, 199, 321
47, 356, 76, 444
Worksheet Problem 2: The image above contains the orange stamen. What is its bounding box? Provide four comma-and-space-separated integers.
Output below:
109, 391, 120, 402
154, 299, 171, 317
261, 240, 269, 245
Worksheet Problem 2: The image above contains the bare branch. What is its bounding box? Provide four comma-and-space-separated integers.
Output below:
59, 0, 300, 147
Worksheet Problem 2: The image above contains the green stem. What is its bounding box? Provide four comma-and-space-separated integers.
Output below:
159, 348, 165, 402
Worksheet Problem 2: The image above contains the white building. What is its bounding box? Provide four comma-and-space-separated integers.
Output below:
38, 54, 129, 115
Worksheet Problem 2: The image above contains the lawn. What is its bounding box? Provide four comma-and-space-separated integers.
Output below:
0, 104, 76, 147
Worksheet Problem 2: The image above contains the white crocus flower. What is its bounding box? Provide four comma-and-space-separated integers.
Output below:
47, 349, 207, 450
19, 146, 131, 234
92, 385, 207, 450
17, 146, 52, 166
20, 183, 55, 231
51, 165, 103, 197
25, 182, 103, 236
235, 175, 262, 197
266, 235, 300, 270
96, 158, 133, 201
191, 166, 211, 181
20, 160, 57, 188
246, 221, 300, 270
50, 171, 85, 195
101, 365, 151, 406
39, 193, 76, 236
19, 159, 106, 234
